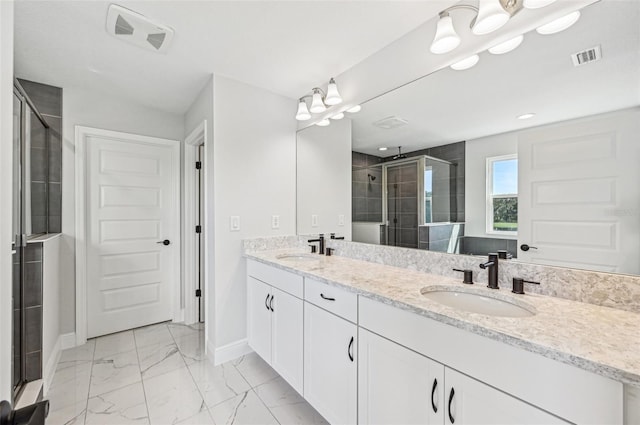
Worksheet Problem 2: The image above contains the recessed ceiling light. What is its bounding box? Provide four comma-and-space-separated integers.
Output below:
517, 113, 536, 120
536, 11, 581, 35
378, 147, 388, 151
316, 119, 331, 127
450, 55, 479, 71
488, 35, 524, 55
331, 112, 345, 120
346, 105, 362, 113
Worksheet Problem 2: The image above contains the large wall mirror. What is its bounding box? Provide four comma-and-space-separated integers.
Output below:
296, 0, 640, 276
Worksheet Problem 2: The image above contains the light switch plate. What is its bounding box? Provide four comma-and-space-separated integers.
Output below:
230, 216, 240, 231
311, 214, 319, 227
338, 214, 345, 226
271, 215, 280, 229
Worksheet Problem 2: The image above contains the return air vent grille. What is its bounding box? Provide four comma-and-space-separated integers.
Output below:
106, 4, 174, 54
372, 116, 409, 130
571, 45, 602, 67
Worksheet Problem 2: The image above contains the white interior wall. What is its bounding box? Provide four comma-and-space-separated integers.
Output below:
465, 131, 518, 239
60, 87, 185, 335
0, 0, 14, 402
183, 76, 215, 353
296, 120, 352, 237
212, 75, 297, 356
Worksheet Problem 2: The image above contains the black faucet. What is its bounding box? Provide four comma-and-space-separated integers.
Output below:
330, 233, 344, 240
479, 253, 499, 289
307, 234, 325, 255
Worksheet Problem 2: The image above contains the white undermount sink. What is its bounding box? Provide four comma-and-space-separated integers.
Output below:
275, 253, 319, 261
421, 286, 536, 318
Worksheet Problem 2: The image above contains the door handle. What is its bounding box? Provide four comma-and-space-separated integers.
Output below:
448, 387, 455, 424
520, 244, 537, 251
157, 239, 171, 246
431, 378, 438, 413
348, 336, 354, 362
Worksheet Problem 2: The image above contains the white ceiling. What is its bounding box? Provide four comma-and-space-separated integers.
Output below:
351, 0, 640, 157
14, 0, 453, 114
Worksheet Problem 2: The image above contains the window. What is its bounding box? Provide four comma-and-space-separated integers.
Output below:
487, 155, 518, 234
424, 167, 433, 223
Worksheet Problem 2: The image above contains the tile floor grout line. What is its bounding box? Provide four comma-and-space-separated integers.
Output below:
250, 385, 283, 425
83, 337, 97, 425
133, 326, 153, 424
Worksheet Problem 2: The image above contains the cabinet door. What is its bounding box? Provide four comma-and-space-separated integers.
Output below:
247, 277, 272, 363
271, 287, 303, 395
304, 303, 357, 425
359, 329, 444, 425
445, 368, 568, 424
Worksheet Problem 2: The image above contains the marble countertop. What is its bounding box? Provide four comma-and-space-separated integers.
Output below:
245, 249, 640, 387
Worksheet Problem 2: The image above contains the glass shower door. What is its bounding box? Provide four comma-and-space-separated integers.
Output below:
12, 92, 24, 398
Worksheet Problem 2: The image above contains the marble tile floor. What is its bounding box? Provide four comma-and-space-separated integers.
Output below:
45, 322, 328, 425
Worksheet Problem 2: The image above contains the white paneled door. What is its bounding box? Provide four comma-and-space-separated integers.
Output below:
518, 110, 640, 274
83, 128, 180, 338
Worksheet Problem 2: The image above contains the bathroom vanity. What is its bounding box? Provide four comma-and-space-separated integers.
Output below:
245, 247, 639, 424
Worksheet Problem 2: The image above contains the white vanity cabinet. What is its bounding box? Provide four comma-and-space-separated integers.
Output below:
304, 280, 358, 425
246, 260, 303, 394
359, 329, 444, 424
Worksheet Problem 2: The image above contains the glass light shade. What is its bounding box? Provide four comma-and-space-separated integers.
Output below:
324, 79, 342, 106
488, 34, 524, 54
523, 0, 556, 9
295, 100, 311, 121
346, 105, 361, 113
330, 112, 344, 120
316, 119, 331, 127
450, 54, 479, 71
536, 11, 580, 35
430, 15, 461, 54
517, 113, 536, 120
378, 147, 388, 151
472, 0, 510, 35
309, 89, 327, 113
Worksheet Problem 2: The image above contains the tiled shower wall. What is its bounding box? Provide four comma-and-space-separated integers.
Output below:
18, 79, 63, 233
352, 152, 383, 222
386, 162, 419, 248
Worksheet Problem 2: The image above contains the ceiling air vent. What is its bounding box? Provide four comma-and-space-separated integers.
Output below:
571, 45, 602, 67
372, 116, 409, 130
106, 4, 174, 54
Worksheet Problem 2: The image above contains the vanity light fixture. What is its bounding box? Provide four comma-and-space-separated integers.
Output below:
331, 112, 345, 120
451, 54, 480, 70
430, 0, 522, 55
378, 147, 388, 151
346, 105, 362, 113
488, 34, 524, 54
523, 0, 556, 9
536, 11, 581, 35
517, 113, 536, 120
316, 119, 331, 127
296, 78, 343, 121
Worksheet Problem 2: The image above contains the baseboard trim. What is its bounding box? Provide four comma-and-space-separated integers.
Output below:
214, 338, 252, 366
60, 332, 76, 350
43, 335, 63, 395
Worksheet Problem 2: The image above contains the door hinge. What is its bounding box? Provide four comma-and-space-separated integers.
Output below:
195, 289, 202, 297
195, 161, 202, 169
195, 225, 202, 233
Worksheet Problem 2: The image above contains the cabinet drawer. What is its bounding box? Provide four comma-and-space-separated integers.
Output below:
247, 259, 303, 298
305, 278, 357, 323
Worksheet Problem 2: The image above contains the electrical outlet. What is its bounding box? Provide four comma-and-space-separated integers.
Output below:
338, 214, 345, 226
230, 216, 240, 231
311, 214, 319, 227
271, 215, 280, 229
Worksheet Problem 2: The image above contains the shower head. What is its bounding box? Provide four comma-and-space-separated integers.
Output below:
368, 174, 376, 182
392, 146, 407, 160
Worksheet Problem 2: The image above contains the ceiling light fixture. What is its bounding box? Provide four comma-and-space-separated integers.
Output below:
488, 34, 524, 54
346, 105, 361, 113
295, 78, 343, 121
316, 119, 331, 127
430, 0, 522, 54
378, 147, 388, 151
517, 113, 536, 120
523, 0, 556, 9
536, 11, 581, 35
331, 112, 345, 120
451, 54, 480, 71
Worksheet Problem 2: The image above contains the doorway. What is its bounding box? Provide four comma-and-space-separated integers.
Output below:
75, 126, 181, 342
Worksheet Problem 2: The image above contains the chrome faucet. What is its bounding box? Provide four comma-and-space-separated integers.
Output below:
307, 234, 325, 255
479, 253, 499, 289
